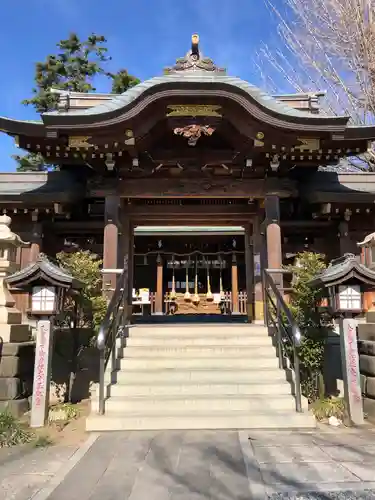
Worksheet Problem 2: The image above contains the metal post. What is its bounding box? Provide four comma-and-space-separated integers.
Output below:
293, 347, 302, 412
98, 349, 105, 415
276, 298, 283, 369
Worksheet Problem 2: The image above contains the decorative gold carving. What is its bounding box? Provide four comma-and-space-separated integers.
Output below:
254, 139, 264, 147
68, 136, 93, 148
295, 137, 320, 151
125, 129, 134, 138
174, 124, 215, 146
164, 34, 226, 74
167, 105, 222, 117
256, 131, 264, 140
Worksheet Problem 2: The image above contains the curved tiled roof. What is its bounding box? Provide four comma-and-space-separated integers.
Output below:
43, 73, 342, 122
6, 253, 83, 289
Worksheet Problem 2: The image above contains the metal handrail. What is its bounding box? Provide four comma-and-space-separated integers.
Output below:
263, 268, 303, 413
97, 256, 129, 415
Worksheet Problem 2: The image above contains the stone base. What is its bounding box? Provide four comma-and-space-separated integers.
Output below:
254, 301, 264, 321
358, 322, 375, 341
0, 324, 31, 343
1, 341, 35, 357
0, 308, 22, 325
0, 398, 29, 417
363, 397, 375, 424
360, 355, 375, 377
0, 346, 35, 378
0, 377, 20, 400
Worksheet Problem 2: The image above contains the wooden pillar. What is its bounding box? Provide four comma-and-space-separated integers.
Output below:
253, 216, 265, 321
30, 221, 43, 263
244, 224, 254, 322
265, 195, 283, 289
155, 254, 163, 315
103, 196, 120, 300
231, 253, 240, 314
338, 220, 351, 255
121, 212, 134, 319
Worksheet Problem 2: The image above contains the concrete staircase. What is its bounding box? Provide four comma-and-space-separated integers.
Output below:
86, 324, 315, 431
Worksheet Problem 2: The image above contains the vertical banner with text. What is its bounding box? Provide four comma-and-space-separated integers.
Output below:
30, 319, 54, 428
339, 318, 364, 425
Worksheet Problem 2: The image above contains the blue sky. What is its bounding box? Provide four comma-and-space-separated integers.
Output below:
0, 0, 287, 171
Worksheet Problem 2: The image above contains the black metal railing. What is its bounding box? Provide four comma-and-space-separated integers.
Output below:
97, 257, 129, 415
263, 268, 303, 413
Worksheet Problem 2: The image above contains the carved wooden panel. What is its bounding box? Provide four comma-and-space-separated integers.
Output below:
111, 178, 296, 198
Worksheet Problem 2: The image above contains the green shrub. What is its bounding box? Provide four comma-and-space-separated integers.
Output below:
55, 250, 108, 403
33, 434, 54, 448
56, 250, 107, 332
285, 252, 333, 401
310, 397, 346, 421
0, 411, 34, 448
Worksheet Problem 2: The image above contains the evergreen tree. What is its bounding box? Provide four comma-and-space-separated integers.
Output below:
110, 69, 140, 94
16, 33, 139, 171
12, 153, 52, 172
23, 33, 111, 114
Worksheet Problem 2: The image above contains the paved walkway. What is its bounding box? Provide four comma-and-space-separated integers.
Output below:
3, 427, 375, 499
0, 440, 89, 500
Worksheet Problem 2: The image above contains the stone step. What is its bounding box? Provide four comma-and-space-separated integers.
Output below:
119, 356, 279, 370
125, 335, 273, 346
96, 394, 298, 413
121, 346, 276, 358
109, 381, 292, 397
110, 368, 288, 384
86, 410, 316, 431
128, 325, 268, 337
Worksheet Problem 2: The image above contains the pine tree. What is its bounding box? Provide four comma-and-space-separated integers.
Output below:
110, 69, 140, 94
16, 33, 139, 171
12, 153, 52, 172
23, 33, 111, 113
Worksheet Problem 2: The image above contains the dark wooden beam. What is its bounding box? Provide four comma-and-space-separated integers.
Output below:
89, 177, 297, 198
147, 149, 235, 164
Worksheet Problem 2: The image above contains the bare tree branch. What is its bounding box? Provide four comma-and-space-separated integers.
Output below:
256, 0, 375, 125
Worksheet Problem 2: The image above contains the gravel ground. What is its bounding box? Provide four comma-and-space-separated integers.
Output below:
268, 490, 375, 499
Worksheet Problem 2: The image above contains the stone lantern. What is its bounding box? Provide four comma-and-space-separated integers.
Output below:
0, 215, 32, 417
309, 253, 375, 425
6, 254, 82, 427
0, 215, 30, 343
358, 232, 375, 311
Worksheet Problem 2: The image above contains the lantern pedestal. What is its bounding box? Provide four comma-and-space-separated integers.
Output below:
0, 215, 30, 343
0, 215, 32, 416
339, 318, 364, 425
0, 278, 30, 342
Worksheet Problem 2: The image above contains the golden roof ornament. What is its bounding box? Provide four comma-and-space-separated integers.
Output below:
164, 34, 226, 74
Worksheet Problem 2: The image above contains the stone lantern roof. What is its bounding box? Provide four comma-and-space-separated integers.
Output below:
309, 253, 375, 288
6, 253, 83, 290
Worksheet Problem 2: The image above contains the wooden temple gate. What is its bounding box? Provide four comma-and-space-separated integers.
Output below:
100, 188, 286, 323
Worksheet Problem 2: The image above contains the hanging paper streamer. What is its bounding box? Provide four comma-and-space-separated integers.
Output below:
184, 261, 191, 301
193, 257, 200, 304
220, 271, 224, 299
219, 256, 224, 299
206, 258, 213, 301
170, 255, 177, 300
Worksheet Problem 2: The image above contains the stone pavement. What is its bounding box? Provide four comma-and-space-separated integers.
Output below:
0, 438, 93, 500
3, 427, 375, 499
